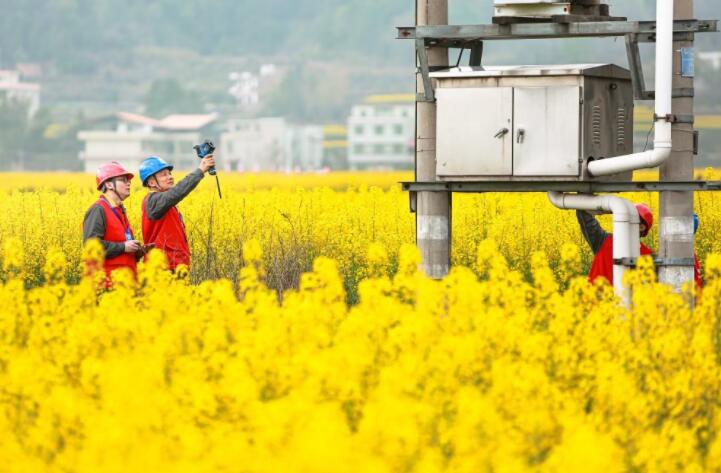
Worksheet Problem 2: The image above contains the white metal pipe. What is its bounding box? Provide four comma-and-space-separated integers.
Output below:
612, 217, 629, 300
626, 200, 641, 271
548, 192, 640, 306
587, 0, 674, 177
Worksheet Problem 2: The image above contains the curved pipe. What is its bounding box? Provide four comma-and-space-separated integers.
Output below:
548, 192, 640, 306
587, 0, 674, 177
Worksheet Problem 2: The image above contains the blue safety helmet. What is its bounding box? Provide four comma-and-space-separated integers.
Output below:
694, 213, 699, 234
139, 156, 174, 186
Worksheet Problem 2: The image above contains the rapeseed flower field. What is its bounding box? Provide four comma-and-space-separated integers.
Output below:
1, 171, 721, 471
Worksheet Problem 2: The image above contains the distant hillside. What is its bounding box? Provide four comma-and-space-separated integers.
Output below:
1, 1, 718, 72
0, 0, 718, 122
0, 0, 410, 71
1, 0, 719, 170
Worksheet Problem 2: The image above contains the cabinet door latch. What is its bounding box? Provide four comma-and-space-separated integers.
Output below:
494, 128, 509, 139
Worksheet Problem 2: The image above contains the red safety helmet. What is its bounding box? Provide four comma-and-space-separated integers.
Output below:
96, 161, 134, 191
636, 203, 653, 236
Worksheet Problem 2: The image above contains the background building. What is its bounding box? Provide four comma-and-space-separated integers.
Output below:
77, 112, 218, 173
347, 94, 415, 170
286, 125, 323, 171
321, 124, 348, 170
220, 117, 323, 172
0, 69, 41, 118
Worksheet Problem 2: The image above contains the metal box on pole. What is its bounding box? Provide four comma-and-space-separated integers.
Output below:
432, 64, 633, 182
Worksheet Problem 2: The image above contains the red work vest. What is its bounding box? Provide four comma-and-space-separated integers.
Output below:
588, 236, 654, 286
141, 194, 190, 270
95, 197, 137, 278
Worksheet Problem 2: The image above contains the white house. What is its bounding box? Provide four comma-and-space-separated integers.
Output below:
228, 64, 278, 111
0, 69, 41, 118
77, 112, 218, 173
347, 94, 415, 170
220, 117, 323, 172
285, 125, 324, 171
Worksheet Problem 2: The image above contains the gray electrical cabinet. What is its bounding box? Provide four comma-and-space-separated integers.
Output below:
432, 64, 633, 181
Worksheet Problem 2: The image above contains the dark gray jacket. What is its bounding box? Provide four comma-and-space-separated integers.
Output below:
82, 201, 130, 259
576, 210, 609, 255
144, 169, 204, 221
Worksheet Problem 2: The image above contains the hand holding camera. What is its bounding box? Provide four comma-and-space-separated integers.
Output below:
198, 155, 216, 174
194, 140, 217, 175
193, 140, 222, 199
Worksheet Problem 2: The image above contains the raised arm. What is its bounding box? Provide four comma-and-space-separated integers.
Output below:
145, 169, 205, 220
576, 210, 609, 255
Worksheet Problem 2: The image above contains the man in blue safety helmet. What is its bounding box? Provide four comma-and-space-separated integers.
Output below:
139, 153, 216, 270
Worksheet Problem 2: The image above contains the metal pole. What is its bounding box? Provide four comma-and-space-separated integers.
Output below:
658, 0, 695, 292
416, 0, 450, 279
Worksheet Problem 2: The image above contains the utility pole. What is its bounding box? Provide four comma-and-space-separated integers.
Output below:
658, 0, 695, 292
415, 0, 450, 278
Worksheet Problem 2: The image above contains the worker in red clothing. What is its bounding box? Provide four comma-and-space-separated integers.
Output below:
139, 153, 216, 270
576, 203, 655, 286
82, 161, 145, 281
694, 213, 703, 289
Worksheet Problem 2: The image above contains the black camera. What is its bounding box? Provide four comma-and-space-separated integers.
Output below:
193, 140, 216, 175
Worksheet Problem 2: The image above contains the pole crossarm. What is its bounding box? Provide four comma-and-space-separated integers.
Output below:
401, 181, 721, 194
398, 19, 717, 44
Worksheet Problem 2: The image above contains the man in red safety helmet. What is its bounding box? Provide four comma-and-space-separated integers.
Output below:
138, 153, 216, 271
576, 203, 655, 286
82, 161, 146, 280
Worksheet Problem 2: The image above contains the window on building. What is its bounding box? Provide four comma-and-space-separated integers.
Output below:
392, 144, 404, 154
354, 125, 364, 135
394, 124, 403, 135
374, 125, 384, 135
373, 144, 385, 154
353, 144, 365, 154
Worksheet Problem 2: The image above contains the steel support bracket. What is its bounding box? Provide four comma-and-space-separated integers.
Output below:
401, 180, 721, 194
655, 114, 695, 124
673, 114, 695, 124
409, 190, 417, 213
398, 20, 717, 42
613, 257, 642, 268
655, 258, 697, 268
469, 42, 485, 68
673, 88, 695, 98
416, 39, 435, 103
625, 34, 654, 100
636, 32, 696, 43
613, 257, 696, 268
